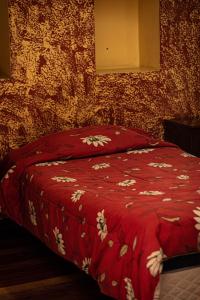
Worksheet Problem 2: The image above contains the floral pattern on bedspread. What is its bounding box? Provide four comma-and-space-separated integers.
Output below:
0, 125, 200, 300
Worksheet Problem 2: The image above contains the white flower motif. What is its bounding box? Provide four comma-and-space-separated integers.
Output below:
81, 135, 111, 147
71, 190, 85, 202
193, 207, 200, 231
132, 237, 137, 251
139, 191, 164, 196
124, 278, 137, 300
36, 161, 66, 167
120, 127, 128, 131
153, 282, 160, 300
181, 152, 195, 157
162, 198, 172, 202
146, 249, 165, 277
53, 227, 66, 255
96, 209, 108, 241
52, 176, 77, 183
127, 148, 154, 154
118, 179, 136, 187
197, 190, 200, 195
28, 201, 37, 226
161, 216, 180, 222
82, 257, 91, 274
177, 175, 189, 180
92, 162, 110, 170
148, 162, 172, 168
149, 141, 159, 146
1, 165, 16, 182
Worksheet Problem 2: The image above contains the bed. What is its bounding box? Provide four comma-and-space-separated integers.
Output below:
0, 125, 199, 300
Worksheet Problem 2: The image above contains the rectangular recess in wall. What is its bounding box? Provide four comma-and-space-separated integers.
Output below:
0, 0, 10, 78
95, 0, 160, 74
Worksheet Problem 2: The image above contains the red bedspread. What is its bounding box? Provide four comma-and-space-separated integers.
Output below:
0, 125, 200, 300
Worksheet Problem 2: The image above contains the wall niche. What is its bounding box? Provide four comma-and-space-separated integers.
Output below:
95, 0, 160, 73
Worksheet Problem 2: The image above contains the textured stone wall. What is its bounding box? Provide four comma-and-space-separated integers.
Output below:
0, 0, 199, 158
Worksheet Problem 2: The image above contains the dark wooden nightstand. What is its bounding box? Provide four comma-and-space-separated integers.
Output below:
163, 118, 200, 157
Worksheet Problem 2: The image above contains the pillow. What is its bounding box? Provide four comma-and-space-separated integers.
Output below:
0, 125, 169, 179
